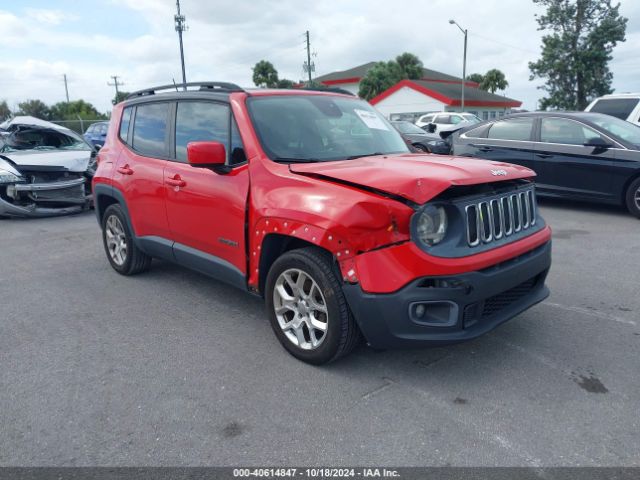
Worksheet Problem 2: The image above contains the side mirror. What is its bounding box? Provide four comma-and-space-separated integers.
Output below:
187, 141, 226, 168
426, 123, 437, 134
583, 137, 612, 149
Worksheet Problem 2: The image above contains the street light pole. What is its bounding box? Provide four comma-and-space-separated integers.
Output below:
449, 19, 468, 112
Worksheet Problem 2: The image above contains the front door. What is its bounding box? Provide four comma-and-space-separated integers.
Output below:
163, 101, 250, 276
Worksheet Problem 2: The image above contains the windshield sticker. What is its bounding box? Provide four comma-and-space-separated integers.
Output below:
355, 109, 389, 131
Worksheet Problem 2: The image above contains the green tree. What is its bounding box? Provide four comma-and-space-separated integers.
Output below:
16, 99, 51, 120
50, 100, 105, 120
276, 79, 295, 89
252, 60, 279, 88
0, 100, 11, 121
358, 61, 405, 101
467, 73, 485, 85
395, 52, 423, 79
529, 0, 627, 110
114, 91, 130, 104
480, 69, 509, 93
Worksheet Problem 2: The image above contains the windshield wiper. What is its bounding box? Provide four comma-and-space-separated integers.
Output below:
273, 157, 321, 163
346, 152, 385, 160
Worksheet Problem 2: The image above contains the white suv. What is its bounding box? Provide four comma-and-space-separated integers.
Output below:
585, 94, 640, 126
415, 112, 481, 134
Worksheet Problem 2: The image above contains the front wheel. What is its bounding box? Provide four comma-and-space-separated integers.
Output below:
413, 143, 429, 153
265, 247, 360, 364
625, 177, 640, 218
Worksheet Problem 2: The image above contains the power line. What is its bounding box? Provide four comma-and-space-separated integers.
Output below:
468, 32, 539, 55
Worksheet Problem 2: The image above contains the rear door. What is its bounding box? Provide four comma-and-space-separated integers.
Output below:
164, 100, 250, 277
532, 117, 615, 199
115, 102, 171, 239
462, 117, 536, 171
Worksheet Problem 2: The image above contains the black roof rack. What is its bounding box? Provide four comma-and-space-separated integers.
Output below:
127, 82, 244, 99
300, 86, 356, 96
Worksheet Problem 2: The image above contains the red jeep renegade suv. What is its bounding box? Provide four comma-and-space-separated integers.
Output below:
93, 82, 551, 364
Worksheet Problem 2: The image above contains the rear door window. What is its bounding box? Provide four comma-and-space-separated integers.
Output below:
132, 103, 170, 157
486, 118, 534, 141
589, 98, 639, 120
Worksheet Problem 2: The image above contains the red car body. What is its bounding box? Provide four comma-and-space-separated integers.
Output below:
93, 85, 551, 352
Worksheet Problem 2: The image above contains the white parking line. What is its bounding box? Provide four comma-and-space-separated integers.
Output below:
542, 302, 637, 326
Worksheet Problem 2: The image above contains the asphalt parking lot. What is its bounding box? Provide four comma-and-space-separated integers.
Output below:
1, 199, 639, 467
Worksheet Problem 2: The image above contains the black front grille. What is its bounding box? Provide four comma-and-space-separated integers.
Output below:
465, 187, 537, 247
463, 275, 539, 327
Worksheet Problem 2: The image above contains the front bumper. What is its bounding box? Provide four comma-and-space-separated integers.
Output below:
0, 178, 89, 217
342, 241, 551, 349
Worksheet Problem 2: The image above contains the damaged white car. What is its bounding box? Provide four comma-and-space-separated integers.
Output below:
0, 116, 96, 217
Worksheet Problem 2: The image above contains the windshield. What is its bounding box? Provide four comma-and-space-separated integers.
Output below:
589, 114, 640, 148
0, 127, 91, 153
247, 95, 409, 162
393, 121, 426, 135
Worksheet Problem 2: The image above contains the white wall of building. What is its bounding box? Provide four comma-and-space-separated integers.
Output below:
372, 86, 446, 118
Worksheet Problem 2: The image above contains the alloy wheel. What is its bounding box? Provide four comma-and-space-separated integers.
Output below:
273, 268, 328, 350
105, 215, 127, 266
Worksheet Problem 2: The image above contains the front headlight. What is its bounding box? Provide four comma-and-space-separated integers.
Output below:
0, 168, 23, 185
412, 205, 448, 246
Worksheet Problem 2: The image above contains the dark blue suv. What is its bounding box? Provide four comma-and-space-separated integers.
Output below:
83, 121, 109, 148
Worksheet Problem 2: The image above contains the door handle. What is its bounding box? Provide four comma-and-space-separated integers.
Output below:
536, 153, 553, 159
117, 164, 134, 175
166, 175, 186, 188
478, 147, 493, 152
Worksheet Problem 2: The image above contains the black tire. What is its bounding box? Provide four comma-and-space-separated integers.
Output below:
413, 143, 429, 153
625, 177, 640, 218
265, 247, 361, 365
101, 204, 152, 275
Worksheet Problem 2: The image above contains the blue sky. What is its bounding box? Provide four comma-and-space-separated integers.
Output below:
1, 0, 638, 115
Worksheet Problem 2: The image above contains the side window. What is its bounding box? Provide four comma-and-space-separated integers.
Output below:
435, 115, 450, 124
451, 115, 463, 125
119, 107, 133, 143
540, 118, 602, 146
132, 103, 169, 156
486, 118, 534, 141
175, 101, 229, 162
230, 118, 247, 165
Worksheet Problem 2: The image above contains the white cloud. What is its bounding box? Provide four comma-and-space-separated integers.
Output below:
0, 0, 638, 114
24, 8, 78, 25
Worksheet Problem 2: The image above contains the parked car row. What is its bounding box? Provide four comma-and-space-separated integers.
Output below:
451, 112, 640, 217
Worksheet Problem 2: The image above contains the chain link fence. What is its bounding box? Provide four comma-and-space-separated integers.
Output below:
49, 118, 108, 134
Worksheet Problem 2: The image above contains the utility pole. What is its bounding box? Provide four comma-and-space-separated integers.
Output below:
108, 75, 124, 104
175, 0, 188, 90
303, 31, 315, 86
449, 19, 468, 112
63, 74, 70, 103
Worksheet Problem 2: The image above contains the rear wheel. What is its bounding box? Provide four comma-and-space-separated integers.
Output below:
265, 247, 360, 364
101, 204, 152, 275
625, 177, 640, 218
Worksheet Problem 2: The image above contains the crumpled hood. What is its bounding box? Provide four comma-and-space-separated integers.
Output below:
289, 154, 535, 204
0, 150, 92, 173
